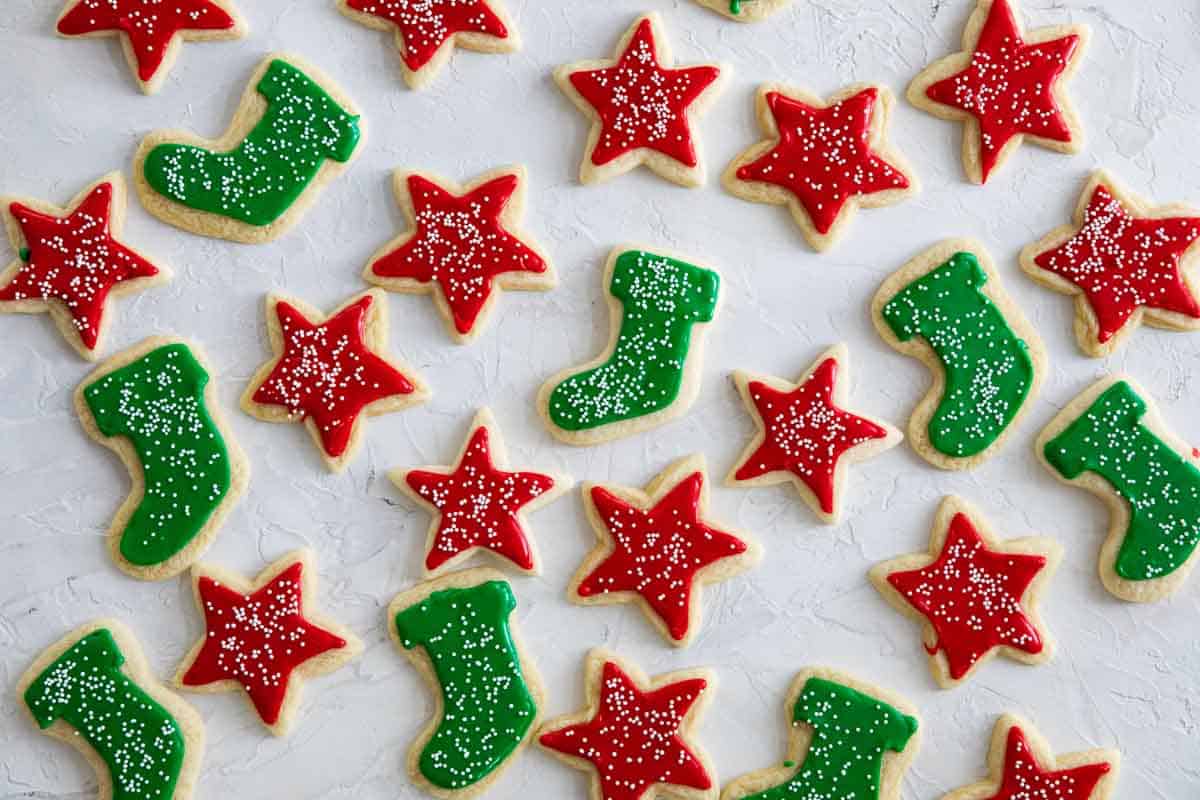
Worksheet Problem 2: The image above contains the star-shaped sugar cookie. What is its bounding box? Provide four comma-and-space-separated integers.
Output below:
364, 166, 555, 343
175, 549, 360, 736
729, 345, 901, 523
391, 408, 571, 576
0, 173, 167, 359
1021, 170, 1200, 357
241, 288, 429, 471
907, 0, 1089, 183
569, 455, 759, 647
724, 84, 916, 251
555, 13, 725, 187
870, 496, 1061, 688
56, 0, 246, 93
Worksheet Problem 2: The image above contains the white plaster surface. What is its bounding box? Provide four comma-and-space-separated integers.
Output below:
1, 1, 1199, 798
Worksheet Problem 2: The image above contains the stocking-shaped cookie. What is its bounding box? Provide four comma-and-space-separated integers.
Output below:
1038, 376, 1200, 601
722, 669, 919, 800
872, 240, 1044, 469
540, 247, 720, 445
389, 570, 541, 797
136, 55, 362, 242
77, 337, 247, 580
19, 621, 203, 800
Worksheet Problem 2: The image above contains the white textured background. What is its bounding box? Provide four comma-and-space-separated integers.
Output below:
2, 1, 1199, 798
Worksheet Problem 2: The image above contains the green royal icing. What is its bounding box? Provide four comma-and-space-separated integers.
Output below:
24, 629, 186, 800
395, 579, 537, 790
547, 250, 719, 432
1045, 380, 1200, 581
84, 343, 233, 567
730, 0, 743, 14
881, 252, 1034, 458
143, 59, 361, 227
739, 678, 917, 800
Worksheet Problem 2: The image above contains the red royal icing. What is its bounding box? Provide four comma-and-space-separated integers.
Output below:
734, 357, 890, 515
405, 424, 555, 572
343, 0, 509, 72
369, 173, 548, 336
1033, 183, 1200, 343
886, 513, 1047, 681
0, 182, 160, 351
57, 0, 236, 82
539, 661, 711, 800
924, 0, 1081, 182
577, 471, 748, 642
567, 18, 720, 169
251, 295, 418, 458
181, 561, 348, 726
734, 88, 910, 234
991, 726, 1112, 800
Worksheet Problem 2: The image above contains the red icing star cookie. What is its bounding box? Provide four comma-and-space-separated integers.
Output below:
538, 651, 716, 800
0, 173, 167, 360
728, 345, 901, 523
555, 13, 725, 187
56, 0, 246, 94
870, 496, 1061, 688
908, 0, 1089, 184
175, 549, 360, 736
337, 0, 519, 89
241, 288, 429, 471
569, 455, 759, 647
945, 715, 1119, 800
364, 166, 555, 343
1021, 170, 1200, 357
723, 83, 916, 251
391, 408, 571, 576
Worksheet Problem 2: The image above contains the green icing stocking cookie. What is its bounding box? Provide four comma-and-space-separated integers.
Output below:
136, 55, 363, 243
539, 247, 720, 445
77, 338, 247, 580
390, 570, 541, 795
18, 621, 203, 800
873, 240, 1043, 470
1040, 377, 1200, 602
724, 670, 919, 800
